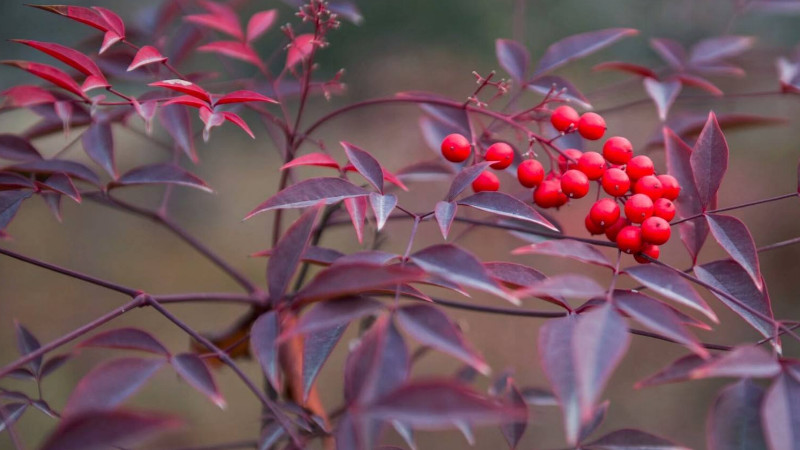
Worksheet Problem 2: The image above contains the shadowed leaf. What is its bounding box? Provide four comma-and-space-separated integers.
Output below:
40, 409, 181, 450
446, 162, 493, 201
159, 105, 197, 162
650, 38, 686, 69
513, 239, 612, 268
251, 311, 281, 392
528, 75, 592, 110
539, 315, 580, 444
268, 203, 322, 301
517, 274, 605, 301
344, 195, 368, 243
635, 354, 707, 389
708, 379, 767, 450
79, 328, 169, 356
345, 315, 408, 404
0, 402, 26, 433
458, 191, 557, 231
295, 263, 425, 304
496, 39, 529, 82
369, 193, 397, 231
624, 264, 718, 322
706, 214, 762, 289
533, 28, 639, 76
115, 164, 212, 192
485, 261, 547, 288
0, 134, 42, 161
288, 296, 384, 337
303, 325, 346, 401
691, 112, 729, 210
0, 190, 32, 230
434, 201, 457, 239
171, 353, 226, 408
246, 177, 369, 219
14, 321, 42, 374
343, 141, 384, 192
81, 121, 116, 179
10, 159, 100, 186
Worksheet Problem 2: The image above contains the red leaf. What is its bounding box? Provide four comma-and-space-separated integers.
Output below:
81, 121, 116, 179
0, 134, 42, 161
246, 10, 278, 42
434, 201, 457, 239
198, 41, 263, 68
161, 95, 211, 109
584, 428, 690, 449
382, 167, 409, 191
762, 374, 800, 450
689, 36, 754, 66
40, 409, 180, 450
78, 328, 170, 356
268, 203, 322, 300
221, 111, 254, 138
2, 85, 57, 107
13, 40, 104, 79
624, 264, 718, 323
295, 263, 425, 304
186, 0, 243, 40
342, 141, 385, 192
706, 214, 763, 290
458, 191, 557, 231
31, 5, 114, 33
593, 61, 657, 78
344, 196, 368, 243
369, 193, 397, 231
533, 28, 639, 76
513, 239, 613, 268
690, 346, 780, 379
92, 7, 125, 37
245, 177, 369, 219
286, 34, 316, 68
149, 79, 211, 103
115, 163, 212, 192
81, 75, 109, 92
171, 353, 226, 408
643, 78, 682, 121
707, 379, 767, 450
691, 112, 729, 210
99, 30, 123, 54
496, 39, 530, 82
250, 311, 281, 392
127, 46, 167, 71
345, 315, 409, 404
650, 38, 687, 69
280, 152, 340, 171
214, 90, 277, 106
446, 161, 494, 201
2, 60, 86, 99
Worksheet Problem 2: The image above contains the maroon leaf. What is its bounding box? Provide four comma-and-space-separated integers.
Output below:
345, 315, 408, 404
334, 250, 400, 266
14, 321, 42, 374
691, 112, 729, 210
707, 379, 767, 450
2, 85, 57, 107
446, 161, 494, 201
171, 353, 226, 408
706, 214, 762, 289
369, 193, 397, 231
434, 201, 457, 239
650, 38, 687, 69
0, 190, 32, 230
528, 75, 593, 110
115, 164, 211, 192
643, 78, 682, 121
762, 374, 800, 450
81, 121, 116, 179
246, 177, 369, 219
689, 36, 754, 66
127, 46, 166, 71
635, 354, 707, 388
458, 191, 557, 231
288, 297, 384, 337
677, 74, 723, 96
159, 104, 197, 162
303, 324, 346, 401
40, 354, 71, 378
396, 303, 490, 375
343, 141, 385, 193
295, 263, 425, 304
280, 152, 340, 171
286, 33, 316, 68
78, 328, 169, 356
246, 10, 278, 42
220, 111, 254, 138
624, 264, 718, 322
419, 101, 471, 136
496, 39, 529, 82
12, 39, 104, 79
185, 12, 243, 40
517, 274, 605, 301
513, 239, 612, 268
690, 346, 780, 379
501, 383, 528, 449
2, 60, 86, 99
593, 61, 657, 78
214, 90, 277, 106
539, 315, 581, 444
0, 402, 27, 433
199, 41, 264, 69
485, 261, 547, 288
0, 172, 35, 189
533, 28, 639, 76
39, 173, 80, 203
31, 5, 114, 33
40, 409, 180, 450
344, 195, 368, 243
63, 357, 165, 417
584, 428, 690, 450
250, 311, 281, 391
268, 203, 322, 301
150, 79, 211, 103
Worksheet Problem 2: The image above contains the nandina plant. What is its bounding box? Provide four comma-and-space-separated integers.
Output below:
1, 1, 799, 449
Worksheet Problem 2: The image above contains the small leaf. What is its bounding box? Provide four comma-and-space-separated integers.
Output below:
677, 73, 723, 96
690, 346, 780, 379
446, 161, 493, 201
295, 263, 425, 304
643, 78, 682, 121
81, 121, 116, 179
691, 112, 729, 210
369, 193, 397, 231
345, 315, 408, 404
344, 196, 368, 244
580, 400, 610, 443
689, 36, 754, 66
185, 10, 243, 40
706, 214, 762, 289
434, 201, 457, 239
496, 39, 529, 82
246, 10, 278, 42
650, 38, 687, 69
286, 34, 315, 68
79, 328, 170, 356
584, 428, 690, 450
458, 191, 557, 231
159, 104, 198, 162
0, 403, 27, 434
762, 374, 800, 450
624, 264, 718, 323
214, 90, 277, 106
593, 61, 657, 78
0, 190, 32, 230
40, 354, 71, 378
39, 173, 80, 203
199, 41, 264, 69
40, 409, 181, 450
280, 153, 340, 171
171, 353, 226, 408
127, 46, 167, 71
250, 311, 281, 392
2, 85, 57, 107
268, 203, 322, 301
707, 379, 768, 450
245, 177, 369, 219
513, 239, 612, 268
149, 79, 211, 103
303, 325, 346, 401
288, 296, 384, 337
14, 321, 42, 374
533, 28, 639, 76
342, 141, 385, 192
221, 111, 254, 138
115, 163, 212, 192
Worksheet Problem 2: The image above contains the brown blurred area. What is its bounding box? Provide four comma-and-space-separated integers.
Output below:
2, 0, 800, 448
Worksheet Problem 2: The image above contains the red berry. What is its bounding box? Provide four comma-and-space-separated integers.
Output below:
641, 216, 671, 245
634, 175, 664, 200
589, 198, 620, 228
617, 225, 644, 254
602, 136, 633, 165
441, 133, 471, 163
634, 244, 660, 264
550, 105, 580, 132
601, 168, 631, 197
626, 155, 655, 180
577, 151, 606, 180
577, 112, 606, 140
558, 149, 583, 173
560, 169, 590, 199
517, 159, 545, 188
471, 171, 500, 192
625, 193, 654, 223
653, 198, 676, 221
485, 142, 514, 170
605, 217, 630, 242
533, 179, 563, 208
585, 214, 605, 235
657, 174, 681, 200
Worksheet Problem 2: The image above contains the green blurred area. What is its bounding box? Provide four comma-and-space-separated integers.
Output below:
2, 0, 800, 449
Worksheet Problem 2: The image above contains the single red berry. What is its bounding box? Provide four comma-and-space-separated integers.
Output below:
626, 155, 655, 180
560, 169, 590, 199
517, 159, 545, 188
485, 142, 514, 170
578, 112, 606, 140
653, 198, 676, 221
624, 193, 654, 223
634, 244, 660, 264
641, 216, 671, 245
589, 198, 620, 228
533, 179, 563, 208
558, 149, 583, 173
441, 133, 471, 163
657, 174, 681, 200
471, 170, 500, 193
602, 136, 633, 165
634, 175, 664, 200
585, 214, 605, 235
601, 168, 631, 197
577, 151, 607, 180
617, 225, 644, 254
605, 217, 630, 242
550, 105, 580, 132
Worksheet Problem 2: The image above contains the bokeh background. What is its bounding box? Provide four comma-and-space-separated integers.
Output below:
1, 0, 800, 448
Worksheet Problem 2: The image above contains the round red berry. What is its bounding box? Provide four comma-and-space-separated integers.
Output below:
471, 171, 500, 193
653, 198, 676, 221
633, 175, 664, 200
625, 193, 654, 223
585, 214, 605, 235
617, 225, 644, 254
578, 112, 606, 140
485, 142, 514, 170
605, 217, 630, 242
626, 155, 655, 180
558, 149, 583, 173
657, 174, 681, 200
577, 151, 606, 180
533, 179, 563, 208
641, 216, 671, 245
441, 133, 471, 163
601, 168, 631, 197
517, 159, 545, 188
589, 198, 620, 228
550, 105, 580, 132
560, 169, 590, 199
602, 136, 633, 165
634, 244, 660, 264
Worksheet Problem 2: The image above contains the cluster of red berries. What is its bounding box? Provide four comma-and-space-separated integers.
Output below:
438, 105, 681, 263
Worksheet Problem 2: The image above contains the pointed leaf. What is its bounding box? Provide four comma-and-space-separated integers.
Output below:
199, 41, 263, 68
40, 409, 180, 450
159, 104, 198, 162
458, 191, 557, 231
289, 297, 384, 337
517, 274, 605, 300
644, 78, 682, 121
247, 10, 278, 42
30, 5, 114, 32
79, 328, 169, 356
708, 379, 767, 450
513, 239, 612, 268
268, 203, 322, 300
342, 141, 385, 192
245, 177, 369, 219
677, 73, 724, 96
92, 7, 125, 37
115, 163, 212, 192
664, 127, 707, 262
539, 315, 581, 444
0, 190, 32, 230
12, 39, 104, 78
446, 161, 493, 201
527, 75, 592, 110
185, 13, 243, 40
149, 79, 211, 103
689, 36, 754, 65
691, 112, 729, 209
0, 402, 27, 434
81, 121, 116, 179
593, 61, 657, 78
496, 39, 529, 82
584, 428, 690, 450
40, 354, 71, 378
14, 321, 42, 374
286, 34, 316, 68
171, 353, 226, 408
369, 192, 397, 231
2, 85, 57, 107
533, 28, 639, 76
580, 400, 610, 443
344, 195, 367, 243
303, 324, 346, 401
215, 90, 277, 106
690, 346, 780, 379
762, 374, 800, 450
251, 311, 281, 391
295, 263, 425, 304
345, 315, 408, 404
280, 153, 340, 171
220, 111, 254, 138
434, 201, 457, 239
651, 38, 687, 69
127, 46, 167, 71
2, 60, 86, 99
706, 214, 762, 289
38, 173, 79, 203
624, 264, 718, 322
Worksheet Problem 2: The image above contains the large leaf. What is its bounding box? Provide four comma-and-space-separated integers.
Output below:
82, 121, 116, 179
13, 39, 104, 78
496, 39, 529, 82
691, 112, 729, 210
40, 410, 180, 450
513, 239, 612, 268
78, 328, 169, 356
539, 315, 581, 444
251, 311, 281, 391
458, 191, 557, 231
268, 203, 322, 301
10, 159, 100, 186
342, 141, 384, 192
762, 374, 800, 450
303, 325, 346, 401
708, 379, 767, 450
0, 134, 42, 161
295, 263, 425, 304
289, 296, 384, 337
584, 428, 690, 450
690, 346, 781, 379
533, 28, 639, 76
624, 264, 718, 322
171, 353, 226, 408
115, 164, 212, 192
689, 36, 754, 65
245, 177, 369, 219
344, 315, 408, 404
446, 162, 493, 201
706, 214, 762, 289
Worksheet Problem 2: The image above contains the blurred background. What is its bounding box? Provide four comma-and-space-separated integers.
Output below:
1, 0, 800, 448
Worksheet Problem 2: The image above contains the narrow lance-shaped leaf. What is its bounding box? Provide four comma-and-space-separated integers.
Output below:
650, 38, 687, 69
344, 196, 367, 244
706, 214, 762, 289
690, 346, 781, 379
369, 192, 397, 231
517, 274, 605, 301
584, 428, 690, 450
345, 315, 409, 404
303, 324, 346, 401
644, 78, 682, 121
496, 39, 529, 82
40, 173, 80, 203
2, 60, 87, 99
527, 75, 592, 110
343, 141, 385, 193
214, 90, 277, 106
539, 315, 581, 445
127, 46, 167, 71
14, 321, 42, 374
458, 191, 557, 231
533, 28, 639, 76
635, 354, 707, 389
78, 328, 170, 356
434, 201, 457, 239
268, 203, 322, 301
624, 264, 718, 322
171, 353, 226, 408
0, 134, 42, 161
0, 403, 27, 434
114, 164, 212, 192
707, 379, 767, 450
446, 162, 493, 201
280, 152, 340, 171
513, 239, 612, 268
287, 296, 384, 338
246, 10, 278, 42
12, 39, 104, 78
689, 36, 754, 65
250, 311, 281, 392
0, 190, 32, 230
762, 374, 800, 450
295, 263, 426, 304
245, 177, 369, 219
691, 112, 729, 210
82, 121, 116, 179
159, 104, 197, 162
40, 410, 181, 450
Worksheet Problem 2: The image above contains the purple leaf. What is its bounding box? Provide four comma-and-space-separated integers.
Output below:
496, 39, 529, 82
410, 244, 518, 305
396, 303, 490, 375
344, 315, 408, 404
434, 201, 457, 239
689, 36, 754, 65
691, 112, 729, 210
580, 400, 610, 443
303, 324, 346, 401
396, 158, 454, 182
40, 409, 181, 450
624, 264, 718, 323
344, 195, 368, 243
643, 78, 682, 121
707, 379, 767, 450
40, 191, 62, 222
81, 121, 116, 179
584, 428, 690, 450
40, 353, 71, 378
288, 296, 384, 337
369, 193, 397, 231
517, 274, 605, 301
171, 353, 226, 408
159, 105, 197, 162
342, 141, 385, 192
574, 303, 631, 425
533, 28, 639, 76
706, 214, 762, 289
63, 357, 165, 417
528, 75, 593, 109
0, 190, 32, 230
501, 383, 528, 449
513, 239, 612, 268
762, 374, 800, 450
539, 315, 580, 444
268, 203, 322, 301
0, 134, 42, 161
694, 260, 777, 344
0, 172, 36, 189
650, 38, 686, 69
78, 328, 170, 356
635, 354, 707, 389
10, 159, 100, 186
245, 177, 369, 219
419, 102, 470, 136
593, 61, 658, 78
295, 263, 426, 304
40, 173, 80, 203
251, 311, 281, 392
458, 191, 557, 231
485, 261, 547, 288
446, 161, 493, 201
0, 402, 26, 433
334, 250, 400, 266
328, 1, 362, 24
14, 321, 42, 374
115, 163, 212, 192
281, 152, 340, 171
690, 346, 781, 379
